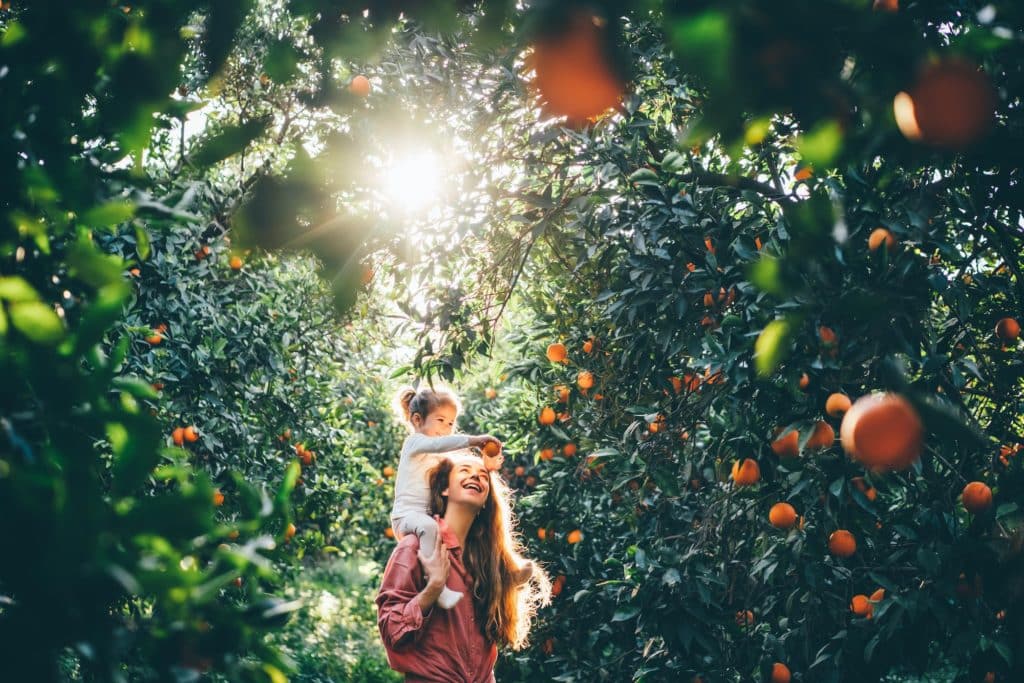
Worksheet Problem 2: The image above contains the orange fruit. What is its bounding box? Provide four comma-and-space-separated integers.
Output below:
183, 425, 199, 443
530, 12, 623, 125
669, 376, 683, 394
284, 523, 296, 541
840, 392, 923, 470
299, 450, 313, 467
212, 489, 224, 506
686, 262, 696, 272
146, 333, 163, 345
282, 428, 292, 440
582, 338, 594, 354
229, 256, 243, 270
873, 0, 898, 11
962, 481, 992, 513
704, 236, 715, 254
382, 465, 395, 478
806, 420, 835, 450
731, 459, 761, 486
769, 502, 797, 529
771, 662, 791, 683
851, 476, 868, 492
819, 325, 838, 346
771, 430, 800, 458
129, 267, 141, 277
896, 59, 995, 148
482, 441, 501, 458
567, 529, 583, 544
546, 342, 568, 363
851, 594, 873, 617
995, 317, 1020, 341
537, 527, 547, 540
384, 527, 395, 539
539, 406, 557, 426
798, 372, 810, 390
485, 387, 498, 400
555, 384, 571, 403
868, 228, 896, 252
870, 588, 886, 602
865, 487, 878, 502
825, 393, 852, 417
349, 75, 371, 97
542, 638, 554, 655
551, 574, 566, 596
172, 427, 185, 446
983, 673, 995, 683
563, 443, 577, 457
754, 236, 763, 251
829, 529, 857, 558
515, 465, 526, 476
577, 371, 595, 390
794, 166, 813, 181
703, 291, 715, 308
525, 475, 537, 487
735, 609, 755, 627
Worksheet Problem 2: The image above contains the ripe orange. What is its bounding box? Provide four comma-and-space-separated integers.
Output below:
562, 443, 577, 457
769, 502, 797, 529
669, 376, 683, 394
146, 332, 163, 345
840, 392, 923, 470
754, 236, 763, 251
539, 448, 554, 461
735, 610, 755, 627
551, 574, 566, 596
542, 637, 554, 655
482, 441, 501, 458
772, 430, 800, 458
771, 662, 791, 683
703, 291, 715, 308
349, 75, 371, 97
382, 465, 395, 478
798, 372, 810, 390
897, 59, 995, 148
794, 166, 813, 181
826, 392, 852, 417
183, 425, 199, 443
546, 342, 568, 363
284, 523, 296, 541
865, 487, 878, 502
731, 459, 761, 486
995, 317, 1020, 341
962, 481, 992, 513
829, 529, 857, 558
129, 267, 141, 277
851, 594, 873, 617
870, 588, 886, 602
873, 0, 898, 11
384, 527, 395, 539
868, 228, 896, 252
567, 529, 583, 544
806, 420, 835, 450
525, 475, 537, 487
539, 406, 557, 426
515, 465, 526, 477
577, 370, 595, 390
537, 527, 547, 540
212, 489, 224, 506
555, 384, 571, 403
531, 12, 623, 125
582, 338, 595, 354
172, 427, 185, 446
485, 387, 498, 400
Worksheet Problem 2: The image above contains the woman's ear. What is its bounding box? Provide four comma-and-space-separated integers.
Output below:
441, 487, 449, 498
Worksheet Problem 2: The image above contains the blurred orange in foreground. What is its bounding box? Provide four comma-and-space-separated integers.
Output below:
531, 12, 623, 125
894, 59, 995, 148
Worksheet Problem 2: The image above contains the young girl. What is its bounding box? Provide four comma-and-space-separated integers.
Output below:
392, 385, 516, 609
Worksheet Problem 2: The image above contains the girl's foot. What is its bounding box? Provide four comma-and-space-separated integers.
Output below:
436, 586, 464, 609
513, 560, 534, 586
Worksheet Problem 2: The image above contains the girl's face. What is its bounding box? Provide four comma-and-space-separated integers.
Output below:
443, 456, 490, 510
414, 404, 457, 437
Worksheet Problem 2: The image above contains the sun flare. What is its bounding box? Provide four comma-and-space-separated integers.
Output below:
380, 151, 443, 214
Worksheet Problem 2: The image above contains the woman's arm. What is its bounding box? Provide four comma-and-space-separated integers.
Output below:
376, 536, 449, 650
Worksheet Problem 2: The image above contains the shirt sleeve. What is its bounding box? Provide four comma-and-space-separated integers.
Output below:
376, 540, 433, 651
402, 433, 471, 458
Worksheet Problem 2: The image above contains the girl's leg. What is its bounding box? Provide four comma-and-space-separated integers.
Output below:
393, 512, 463, 609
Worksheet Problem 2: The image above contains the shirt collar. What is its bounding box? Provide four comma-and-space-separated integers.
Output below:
437, 516, 461, 551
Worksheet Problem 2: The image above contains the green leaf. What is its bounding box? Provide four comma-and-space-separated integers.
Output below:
754, 318, 792, 376
0, 276, 42, 303
8, 301, 65, 345
190, 116, 271, 167
134, 223, 151, 260
81, 200, 136, 229
263, 40, 301, 82
749, 257, 784, 296
796, 119, 843, 169
668, 11, 733, 87
611, 606, 639, 622
112, 376, 160, 401
67, 237, 126, 288
109, 416, 161, 496
75, 282, 130, 354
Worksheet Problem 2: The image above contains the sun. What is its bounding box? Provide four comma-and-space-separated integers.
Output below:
380, 151, 443, 214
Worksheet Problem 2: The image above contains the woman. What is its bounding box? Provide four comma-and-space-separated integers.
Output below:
376, 452, 550, 682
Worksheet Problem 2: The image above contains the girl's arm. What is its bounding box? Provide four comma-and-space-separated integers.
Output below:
402, 432, 472, 457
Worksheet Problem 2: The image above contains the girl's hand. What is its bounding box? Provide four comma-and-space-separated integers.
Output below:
468, 434, 499, 449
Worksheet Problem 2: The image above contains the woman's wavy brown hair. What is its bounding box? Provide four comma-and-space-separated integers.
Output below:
428, 456, 551, 650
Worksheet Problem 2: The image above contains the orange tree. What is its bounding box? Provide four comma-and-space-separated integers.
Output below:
396, 4, 1024, 683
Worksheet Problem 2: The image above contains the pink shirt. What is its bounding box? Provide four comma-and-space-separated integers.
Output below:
376, 518, 498, 683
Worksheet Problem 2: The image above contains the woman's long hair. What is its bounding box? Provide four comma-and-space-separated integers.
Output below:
428, 456, 551, 650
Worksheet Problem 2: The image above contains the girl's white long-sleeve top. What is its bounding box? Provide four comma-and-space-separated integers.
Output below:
389, 433, 471, 521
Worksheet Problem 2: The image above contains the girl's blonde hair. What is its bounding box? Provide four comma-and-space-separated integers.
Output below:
428, 455, 552, 650
393, 385, 463, 431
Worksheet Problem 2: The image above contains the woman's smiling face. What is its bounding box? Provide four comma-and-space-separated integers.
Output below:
443, 455, 491, 509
